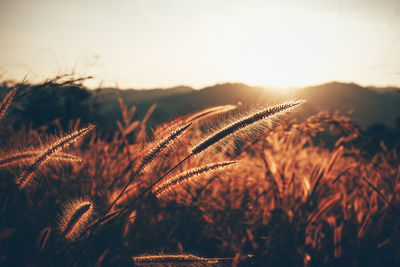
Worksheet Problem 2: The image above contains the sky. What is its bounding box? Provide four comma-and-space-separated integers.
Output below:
0, 0, 400, 89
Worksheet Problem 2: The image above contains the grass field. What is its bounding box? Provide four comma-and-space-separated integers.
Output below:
0, 84, 399, 266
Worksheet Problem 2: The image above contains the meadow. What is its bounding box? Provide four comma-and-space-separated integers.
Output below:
0, 79, 399, 267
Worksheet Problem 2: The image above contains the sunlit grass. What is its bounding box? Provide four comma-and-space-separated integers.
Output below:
0, 83, 399, 266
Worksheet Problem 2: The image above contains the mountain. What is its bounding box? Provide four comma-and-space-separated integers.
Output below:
296, 82, 400, 127
90, 86, 194, 128
90, 82, 400, 129
7, 81, 400, 132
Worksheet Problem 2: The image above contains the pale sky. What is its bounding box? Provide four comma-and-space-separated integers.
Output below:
1, 0, 400, 89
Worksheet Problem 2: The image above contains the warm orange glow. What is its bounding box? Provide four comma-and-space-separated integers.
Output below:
0, 1, 399, 89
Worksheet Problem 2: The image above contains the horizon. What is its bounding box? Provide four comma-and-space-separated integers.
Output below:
100, 80, 400, 92
1, 0, 400, 89
3, 76, 400, 92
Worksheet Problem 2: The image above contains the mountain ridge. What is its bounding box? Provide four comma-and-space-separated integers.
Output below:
92, 81, 399, 128
7, 81, 399, 131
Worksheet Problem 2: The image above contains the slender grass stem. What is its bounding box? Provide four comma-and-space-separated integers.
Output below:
115, 154, 192, 219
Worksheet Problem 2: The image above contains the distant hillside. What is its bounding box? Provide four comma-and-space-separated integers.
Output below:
91, 86, 194, 127
91, 82, 400, 129
5, 81, 400, 132
296, 82, 400, 127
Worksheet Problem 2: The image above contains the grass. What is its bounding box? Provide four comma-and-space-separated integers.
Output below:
0, 83, 399, 266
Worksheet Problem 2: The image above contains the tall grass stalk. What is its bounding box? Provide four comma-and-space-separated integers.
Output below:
153, 161, 236, 199
58, 199, 94, 241
115, 101, 303, 220
191, 100, 304, 154
73, 123, 192, 265
0, 151, 82, 168
0, 87, 18, 122
15, 125, 94, 189
131, 254, 221, 265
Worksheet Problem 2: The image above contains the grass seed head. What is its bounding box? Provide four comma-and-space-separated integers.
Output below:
131, 254, 219, 265
58, 198, 94, 241
15, 125, 94, 189
152, 161, 237, 200
137, 122, 192, 172
191, 100, 304, 155
0, 87, 18, 122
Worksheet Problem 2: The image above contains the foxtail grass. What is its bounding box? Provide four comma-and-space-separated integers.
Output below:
137, 122, 192, 172
15, 125, 94, 189
0, 151, 82, 168
58, 199, 94, 241
115, 101, 304, 219
184, 104, 237, 123
131, 254, 220, 265
153, 161, 237, 199
154, 104, 237, 138
76, 101, 304, 265
74, 122, 192, 265
191, 100, 304, 155
0, 87, 18, 122
104, 122, 192, 221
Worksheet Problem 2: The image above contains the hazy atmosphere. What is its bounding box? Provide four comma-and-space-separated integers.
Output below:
1, 1, 400, 267
1, 0, 400, 88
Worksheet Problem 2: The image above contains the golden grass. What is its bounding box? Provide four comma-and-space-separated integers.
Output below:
191, 100, 304, 155
0, 151, 82, 168
57, 199, 94, 241
0, 87, 17, 122
1, 87, 399, 266
15, 125, 94, 189
131, 254, 219, 266
152, 161, 237, 200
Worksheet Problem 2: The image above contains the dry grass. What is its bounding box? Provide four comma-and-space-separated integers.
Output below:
58, 199, 94, 241
0, 86, 399, 266
131, 254, 220, 266
152, 161, 237, 200
15, 125, 94, 189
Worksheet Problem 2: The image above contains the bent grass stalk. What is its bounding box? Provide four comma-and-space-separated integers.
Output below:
115, 101, 304, 220
101, 122, 192, 225
114, 154, 192, 220
73, 123, 192, 265
0, 87, 18, 214
184, 104, 237, 124
110, 104, 237, 190
131, 254, 224, 265
58, 199, 94, 241
76, 101, 303, 264
191, 100, 304, 155
15, 125, 94, 189
0, 151, 82, 168
154, 104, 237, 138
0, 87, 18, 122
152, 161, 237, 199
